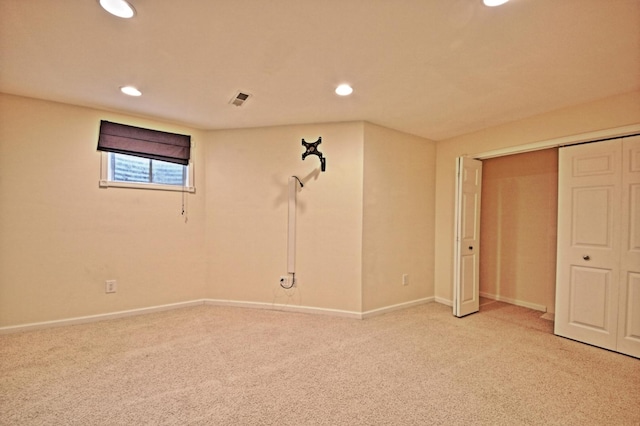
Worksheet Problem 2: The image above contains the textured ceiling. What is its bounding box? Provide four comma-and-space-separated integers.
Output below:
1, 0, 638, 140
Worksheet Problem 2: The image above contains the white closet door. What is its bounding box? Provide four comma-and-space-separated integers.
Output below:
453, 157, 482, 318
555, 139, 622, 351
617, 135, 640, 358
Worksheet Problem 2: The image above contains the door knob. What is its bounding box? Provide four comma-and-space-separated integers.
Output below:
583, 255, 590, 261
468, 246, 473, 250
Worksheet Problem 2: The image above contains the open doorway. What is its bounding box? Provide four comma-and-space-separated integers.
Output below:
478, 148, 559, 317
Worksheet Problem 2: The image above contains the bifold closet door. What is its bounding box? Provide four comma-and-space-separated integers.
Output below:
555, 136, 640, 358
617, 135, 640, 358
555, 139, 621, 351
453, 157, 482, 318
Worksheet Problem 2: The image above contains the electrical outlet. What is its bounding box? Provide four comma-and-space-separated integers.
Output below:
402, 274, 409, 286
105, 280, 117, 293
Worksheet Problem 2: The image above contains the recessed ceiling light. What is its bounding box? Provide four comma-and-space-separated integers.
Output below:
99, 0, 136, 18
335, 84, 353, 96
483, 0, 510, 6
120, 86, 142, 96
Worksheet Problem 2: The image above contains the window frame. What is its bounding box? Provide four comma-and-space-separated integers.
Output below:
99, 151, 195, 193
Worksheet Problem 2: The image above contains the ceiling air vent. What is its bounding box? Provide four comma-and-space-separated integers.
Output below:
230, 91, 251, 107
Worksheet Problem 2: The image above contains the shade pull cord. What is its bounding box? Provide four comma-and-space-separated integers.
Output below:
181, 165, 188, 223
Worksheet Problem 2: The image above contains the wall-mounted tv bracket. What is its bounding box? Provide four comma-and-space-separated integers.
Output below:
302, 137, 326, 172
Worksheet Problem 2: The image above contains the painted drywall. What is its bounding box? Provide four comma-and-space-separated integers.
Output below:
434, 90, 640, 305
480, 148, 558, 312
204, 123, 365, 313
3, 88, 637, 327
362, 123, 436, 311
0, 94, 434, 326
0, 94, 207, 327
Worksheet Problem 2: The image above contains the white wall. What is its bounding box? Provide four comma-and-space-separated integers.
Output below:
202, 121, 437, 314
204, 123, 365, 313
0, 94, 437, 327
3, 88, 635, 327
0, 94, 207, 326
362, 123, 436, 311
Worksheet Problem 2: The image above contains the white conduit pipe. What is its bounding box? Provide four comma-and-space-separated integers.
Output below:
287, 176, 297, 274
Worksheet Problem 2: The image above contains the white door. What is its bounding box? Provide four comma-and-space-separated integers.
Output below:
555, 139, 622, 350
555, 137, 640, 358
617, 135, 640, 358
453, 157, 482, 317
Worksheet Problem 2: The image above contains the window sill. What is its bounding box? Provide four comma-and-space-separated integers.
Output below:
99, 180, 195, 193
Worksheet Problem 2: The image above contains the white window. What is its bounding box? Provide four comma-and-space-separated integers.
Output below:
100, 152, 195, 192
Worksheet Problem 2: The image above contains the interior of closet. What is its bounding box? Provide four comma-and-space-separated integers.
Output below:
479, 148, 559, 316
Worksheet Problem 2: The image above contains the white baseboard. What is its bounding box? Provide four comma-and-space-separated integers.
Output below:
0, 297, 441, 334
361, 297, 434, 319
203, 299, 363, 319
0, 300, 206, 335
480, 292, 546, 312
205, 297, 434, 320
434, 297, 453, 307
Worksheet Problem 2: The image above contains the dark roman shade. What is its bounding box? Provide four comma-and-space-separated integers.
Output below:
97, 120, 191, 166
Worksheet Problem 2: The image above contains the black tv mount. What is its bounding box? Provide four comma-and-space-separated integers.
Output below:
301, 137, 326, 172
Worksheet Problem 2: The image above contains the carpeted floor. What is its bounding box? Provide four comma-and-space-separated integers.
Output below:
1, 301, 639, 425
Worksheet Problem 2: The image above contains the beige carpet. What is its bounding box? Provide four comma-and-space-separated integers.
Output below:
1, 302, 639, 425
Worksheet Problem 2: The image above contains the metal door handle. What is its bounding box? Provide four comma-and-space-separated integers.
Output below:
583, 255, 590, 261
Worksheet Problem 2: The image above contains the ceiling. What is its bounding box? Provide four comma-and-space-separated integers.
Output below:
1, 0, 638, 141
